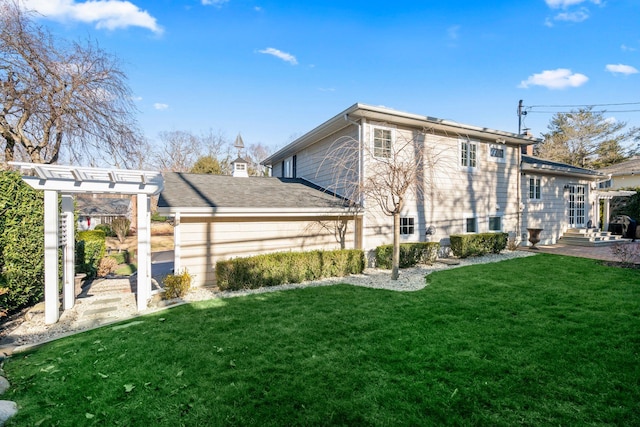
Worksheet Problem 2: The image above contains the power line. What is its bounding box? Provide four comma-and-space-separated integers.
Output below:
528, 101, 640, 108
527, 109, 640, 114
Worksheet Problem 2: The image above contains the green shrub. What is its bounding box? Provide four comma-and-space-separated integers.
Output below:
164, 269, 192, 299
94, 223, 115, 237
0, 171, 45, 316
375, 242, 440, 269
108, 250, 130, 265
216, 249, 365, 291
449, 233, 508, 258
76, 230, 106, 277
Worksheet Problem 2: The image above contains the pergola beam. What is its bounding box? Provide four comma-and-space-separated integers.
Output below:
9, 162, 164, 324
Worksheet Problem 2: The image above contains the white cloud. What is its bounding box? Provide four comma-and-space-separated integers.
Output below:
21, 0, 162, 34
606, 64, 639, 76
621, 44, 637, 52
201, 0, 229, 7
153, 103, 169, 110
519, 68, 589, 89
554, 9, 589, 22
545, 0, 600, 9
258, 48, 298, 65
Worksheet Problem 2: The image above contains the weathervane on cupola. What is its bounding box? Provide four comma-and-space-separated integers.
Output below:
231, 133, 249, 177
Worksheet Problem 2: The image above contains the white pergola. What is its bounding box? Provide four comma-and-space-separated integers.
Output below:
9, 162, 164, 324
595, 189, 637, 230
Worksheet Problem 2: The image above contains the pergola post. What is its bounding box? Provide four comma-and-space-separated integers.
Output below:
603, 198, 611, 231
61, 195, 75, 310
173, 212, 181, 273
137, 193, 151, 311
44, 190, 59, 324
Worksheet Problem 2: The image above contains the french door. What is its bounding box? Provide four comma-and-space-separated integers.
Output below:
567, 185, 586, 228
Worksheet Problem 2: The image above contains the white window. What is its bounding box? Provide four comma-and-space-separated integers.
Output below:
284, 158, 293, 178
373, 128, 392, 158
488, 144, 506, 163
460, 140, 478, 169
400, 217, 415, 235
529, 177, 541, 200
598, 179, 612, 189
236, 163, 246, 171
466, 217, 477, 233
488, 216, 502, 231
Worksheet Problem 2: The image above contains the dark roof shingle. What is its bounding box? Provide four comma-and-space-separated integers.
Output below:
158, 172, 349, 210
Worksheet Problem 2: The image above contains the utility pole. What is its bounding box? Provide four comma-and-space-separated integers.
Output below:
517, 99, 527, 135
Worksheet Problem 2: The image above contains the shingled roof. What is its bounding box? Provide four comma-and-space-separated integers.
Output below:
597, 156, 640, 176
522, 155, 603, 179
157, 172, 351, 213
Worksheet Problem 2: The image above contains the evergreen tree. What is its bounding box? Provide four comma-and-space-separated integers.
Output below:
535, 107, 639, 169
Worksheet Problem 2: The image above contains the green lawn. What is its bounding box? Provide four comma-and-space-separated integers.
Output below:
5, 254, 639, 426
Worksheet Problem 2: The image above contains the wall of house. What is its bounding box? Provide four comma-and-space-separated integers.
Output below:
520, 172, 596, 245
357, 123, 522, 260
612, 174, 640, 190
177, 215, 357, 287
294, 125, 360, 198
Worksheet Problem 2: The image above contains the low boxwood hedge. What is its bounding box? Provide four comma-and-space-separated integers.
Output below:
216, 249, 365, 291
375, 242, 440, 269
76, 230, 106, 277
449, 233, 508, 258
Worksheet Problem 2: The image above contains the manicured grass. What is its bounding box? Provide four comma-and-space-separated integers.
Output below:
4, 254, 639, 426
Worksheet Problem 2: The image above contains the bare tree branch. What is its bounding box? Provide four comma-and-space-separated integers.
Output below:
0, 0, 143, 167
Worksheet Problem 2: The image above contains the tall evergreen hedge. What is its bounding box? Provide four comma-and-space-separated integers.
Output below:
0, 171, 45, 316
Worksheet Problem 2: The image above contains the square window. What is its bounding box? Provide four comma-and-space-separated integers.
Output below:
373, 128, 392, 158
489, 216, 502, 231
400, 217, 415, 235
466, 218, 477, 233
529, 177, 541, 200
460, 140, 477, 168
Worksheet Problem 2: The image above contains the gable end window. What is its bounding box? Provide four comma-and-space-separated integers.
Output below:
400, 217, 415, 235
460, 140, 478, 169
373, 128, 392, 158
529, 177, 541, 200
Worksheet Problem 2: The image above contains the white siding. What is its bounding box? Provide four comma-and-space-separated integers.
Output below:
178, 216, 357, 287
520, 174, 596, 245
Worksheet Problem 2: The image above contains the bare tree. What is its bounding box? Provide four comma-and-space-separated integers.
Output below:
322, 128, 441, 280
0, 1, 143, 167
150, 130, 200, 172
246, 142, 271, 176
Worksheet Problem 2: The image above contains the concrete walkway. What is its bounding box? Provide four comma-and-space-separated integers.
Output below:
521, 241, 640, 263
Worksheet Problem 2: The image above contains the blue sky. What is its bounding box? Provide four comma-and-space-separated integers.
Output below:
22, 0, 640, 154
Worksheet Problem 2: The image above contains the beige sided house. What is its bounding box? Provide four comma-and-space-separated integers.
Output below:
158, 103, 612, 286
265, 103, 541, 255
157, 167, 358, 287
597, 156, 640, 190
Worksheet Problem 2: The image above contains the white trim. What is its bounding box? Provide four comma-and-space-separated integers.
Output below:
488, 143, 506, 163
459, 138, 479, 172
370, 124, 395, 159
156, 206, 359, 218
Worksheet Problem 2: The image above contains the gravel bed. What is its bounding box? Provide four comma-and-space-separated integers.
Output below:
1, 251, 535, 352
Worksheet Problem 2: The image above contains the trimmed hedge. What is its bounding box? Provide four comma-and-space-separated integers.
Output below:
375, 242, 440, 269
216, 249, 365, 291
449, 233, 508, 258
0, 171, 45, 316
76, 230, 106, 277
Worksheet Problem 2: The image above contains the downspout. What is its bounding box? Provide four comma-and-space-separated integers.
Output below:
517, 146, 522, 245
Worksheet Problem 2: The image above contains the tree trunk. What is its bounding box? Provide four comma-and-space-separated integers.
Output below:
392, 212, 400, 280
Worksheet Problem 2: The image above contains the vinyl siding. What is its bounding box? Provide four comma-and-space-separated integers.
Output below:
178, 216, 357, 287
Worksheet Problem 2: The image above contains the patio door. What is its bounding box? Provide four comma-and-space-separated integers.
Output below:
567, 185, 586, 228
